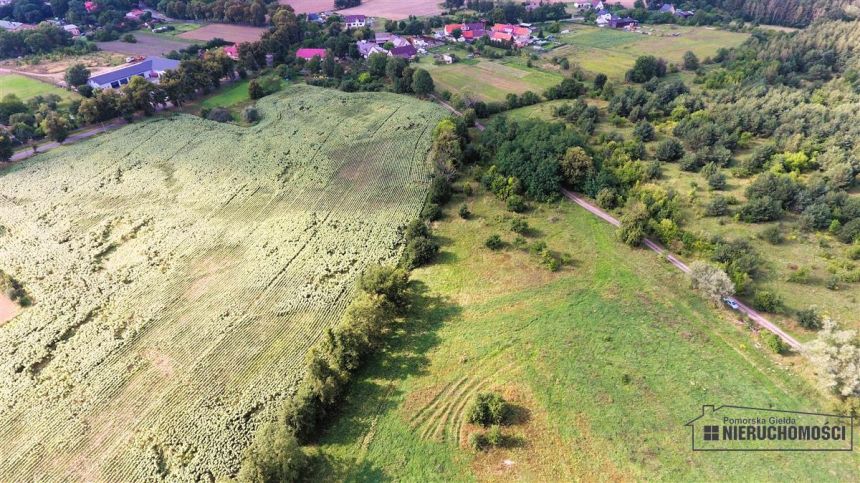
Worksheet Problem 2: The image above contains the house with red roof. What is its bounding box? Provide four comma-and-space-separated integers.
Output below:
296, 48, 327, 60
443, 22, 486, 42
490, 23, 532, 47
223, 45, 239, 60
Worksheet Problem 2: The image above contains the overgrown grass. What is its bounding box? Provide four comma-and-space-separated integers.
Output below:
311, 185, 858, 480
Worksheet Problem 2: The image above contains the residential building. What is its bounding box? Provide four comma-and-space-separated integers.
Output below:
609, 16, 639, 29
0, 20, 36, 32
389, 45, 417, 60
87, 56, 180, 89
63, 24, 81, 37
659, 4, 676, 14
443, 22, 486, 42
343, 15, 367, 28
595, 10, 612, 27
223, 45, 239, 60
296, 48, 328, 60
356, 40, 386, 58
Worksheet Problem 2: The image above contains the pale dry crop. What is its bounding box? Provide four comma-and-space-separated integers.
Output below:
0, 85, 445, 481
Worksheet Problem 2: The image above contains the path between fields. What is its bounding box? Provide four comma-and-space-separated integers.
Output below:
434, 99, 802, 350
8, 120, 126, 163
561, 188, 802, 350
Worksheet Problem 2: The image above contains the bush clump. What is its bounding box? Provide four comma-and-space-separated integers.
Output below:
466, 392, 510, 427
761, 331, 787, 354
485, 234, 503, 250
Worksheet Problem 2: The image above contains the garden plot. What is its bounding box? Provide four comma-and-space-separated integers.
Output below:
0, 84, 445, 481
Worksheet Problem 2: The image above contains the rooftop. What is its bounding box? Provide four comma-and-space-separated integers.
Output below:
89, 57, 180, 86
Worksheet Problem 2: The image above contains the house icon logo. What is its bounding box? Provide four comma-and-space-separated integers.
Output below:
686, 405, 854, 451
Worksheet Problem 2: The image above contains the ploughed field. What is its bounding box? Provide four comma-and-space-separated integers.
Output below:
0, 85, 445, 480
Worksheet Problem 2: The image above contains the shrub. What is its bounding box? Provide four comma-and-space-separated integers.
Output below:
505, 194, 526, 213
797, 307, 822, 330
541, 249, 561, 272
825, 275, 840, 290
463, 183, 473, 196
485, 234, 503, 250
469, 432, 489, 451
121, 33, 137, 43
838, 219, 860, 244
206, 108, 233, 123
752, 290, 783, 312
848, 245, 860, 261
705, 196, 728, 217
759, 225, 783, 244
655, 138, 684, 162
429, 177, 452, 205
422, 203, 441, 221
458, 203, 471, 219
761, 332, 786, 354
596, 188, 617, 209
786, 267, 811, 284
707, 171, 726, 190
689, 261, 735, 305
511, 218, 529, 235
738, 196, 782, 223
633, 120, 655, 142
404, 236, 439, 268
242, 106, 260, 123
486, 425, 503, 447
466, 392, 510, 427
805, 319, 860, 397
404, 219, 430, 240
238, 417, 308, 483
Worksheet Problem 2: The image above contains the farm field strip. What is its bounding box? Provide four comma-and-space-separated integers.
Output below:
0, 85, 446, 480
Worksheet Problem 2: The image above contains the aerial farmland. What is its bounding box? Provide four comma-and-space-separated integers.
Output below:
0, 85, 445, 480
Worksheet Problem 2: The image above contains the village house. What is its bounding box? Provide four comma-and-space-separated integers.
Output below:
595, 9, 612, 27
63, 24, 81, 37
342, 15, 367, 29
610, 16, 639, 29
296, 48, 328, 60
374, 32, 410, 48
490, 23, 532, 47
87, 56, 179, 89
443, 22, 487, 42
356, 40, 386, 58
0, 20, 36, 32
441, 54, 455, 64
659, 3, 676, 14
389, 45, 418, 60
223, 45, 239, 60
125, 9, 147, 21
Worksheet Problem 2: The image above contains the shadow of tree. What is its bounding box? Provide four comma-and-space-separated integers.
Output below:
308, 279, 462, 480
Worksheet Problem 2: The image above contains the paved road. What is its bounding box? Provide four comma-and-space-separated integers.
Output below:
9, 120, 126, 162
561, 188, 802, 350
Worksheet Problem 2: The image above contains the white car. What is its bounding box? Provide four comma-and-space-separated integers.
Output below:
724, 298, 740, 310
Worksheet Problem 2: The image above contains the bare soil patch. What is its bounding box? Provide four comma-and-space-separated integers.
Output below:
178, 23, 268, 44
98, 34, 191, 57
0, 293, 19, 325
279, 0, 334, 13
338, 0, 442, 20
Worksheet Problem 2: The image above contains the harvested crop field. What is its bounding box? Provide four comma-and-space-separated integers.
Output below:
278, 0, 334, 13
0, 85, 445, 480
97, 33, 192, 57
337, 0, 442, 20
178, 23, 268, 44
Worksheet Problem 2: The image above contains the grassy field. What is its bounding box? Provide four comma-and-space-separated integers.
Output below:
548, 25, 749, 79
0, 85, 446, 481
419, 50, 563, 103
97, 31, 193, 56
0, 74, 77, 101
200, 79, 252, 109
312, 186, 859, 480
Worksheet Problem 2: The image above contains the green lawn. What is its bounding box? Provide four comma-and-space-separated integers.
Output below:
0, 74, 77, 102
549, 25, 749, 79
419, 52, 563, 103
310, 186, 859, 480
200, 79, 251, 109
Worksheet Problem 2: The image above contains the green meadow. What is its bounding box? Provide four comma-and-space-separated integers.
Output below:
0, 74, 77, 102
310, 185, 858, 480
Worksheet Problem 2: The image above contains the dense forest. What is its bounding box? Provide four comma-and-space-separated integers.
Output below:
698, 0, 860, 27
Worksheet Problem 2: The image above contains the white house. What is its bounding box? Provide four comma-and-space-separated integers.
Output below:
343, 15, 367, 29
595, 9, 613, 27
